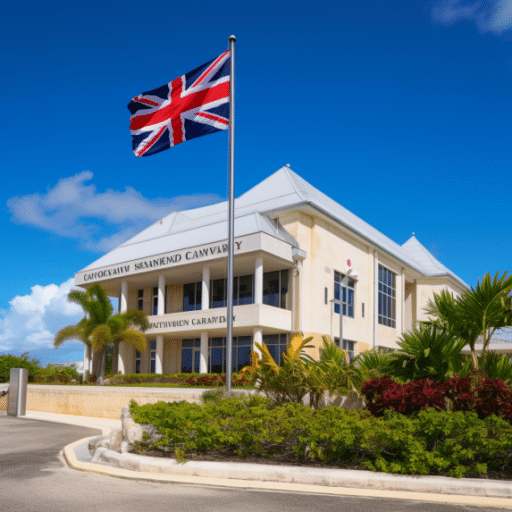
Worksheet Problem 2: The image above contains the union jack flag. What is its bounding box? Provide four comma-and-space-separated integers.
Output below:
128, 51, 230, 157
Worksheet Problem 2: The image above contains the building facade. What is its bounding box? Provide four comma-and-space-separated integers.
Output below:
75, 166, 468, 375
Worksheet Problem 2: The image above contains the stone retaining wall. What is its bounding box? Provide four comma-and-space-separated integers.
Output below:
21, 385, 363, 419
25, 385, 211, 419
0, 392, 7, 410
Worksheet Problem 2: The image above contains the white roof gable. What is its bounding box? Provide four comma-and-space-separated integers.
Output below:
78, 165, 467, 289
401, 235, 453, 277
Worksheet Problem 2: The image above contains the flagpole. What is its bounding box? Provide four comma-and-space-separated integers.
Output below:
226, 35, 236, 394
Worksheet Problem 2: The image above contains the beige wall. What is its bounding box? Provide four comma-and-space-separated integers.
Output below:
278, 209, 465, 355
25, 385, 206, 419
415, 277, 466, 325
164, 338, 182, 374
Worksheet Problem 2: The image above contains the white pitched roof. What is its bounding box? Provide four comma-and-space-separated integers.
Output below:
80, 210, 296, 272
79, 166, 467, 289
401, 235, 455, 277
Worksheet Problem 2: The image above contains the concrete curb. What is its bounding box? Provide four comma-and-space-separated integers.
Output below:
60, 440, 512, 509
25, 409, 512, 508
94, 446, 512, 498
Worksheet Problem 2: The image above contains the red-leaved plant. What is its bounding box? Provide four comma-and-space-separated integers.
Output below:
362, 375, 512, 421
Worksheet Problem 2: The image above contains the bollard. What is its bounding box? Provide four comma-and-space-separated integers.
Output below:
8, 368, 28, 417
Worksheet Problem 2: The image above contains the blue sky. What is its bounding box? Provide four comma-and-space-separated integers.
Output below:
1, 0, 511, 366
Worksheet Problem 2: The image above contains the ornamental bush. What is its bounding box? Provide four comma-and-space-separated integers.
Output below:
110, 372, 252, 387
362, 375, 512, 422
0, 352, 42, 383
185, 373, 252, 387
33, 365, 83, 384
129, 397, 512, 478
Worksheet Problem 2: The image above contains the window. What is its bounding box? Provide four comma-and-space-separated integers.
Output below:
210, 275, 254, 309
262, 334, 288, 366
137, 290, 144, 311
181, 339, 200, 373
378, 265, 396, 327
135, 350, 141, 374
150, 340, 156, 373
210, 278, 227, 308
334, 271, 355, 317
183, 282, 202, 311
263, 270, 288, 309
153, 287, 158, 315
207, 336, 252, 373
334, 338, 355, 362
235, 275, 254, 305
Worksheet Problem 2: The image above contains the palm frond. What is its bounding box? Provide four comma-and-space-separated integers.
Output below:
54, 324, 89, 348
119, 328, 147, 353
123, 309, 150, 331
91, 324, 113, 351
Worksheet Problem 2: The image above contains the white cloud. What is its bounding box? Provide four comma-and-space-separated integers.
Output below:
0, 278, 83, 354
432, 0, 512, 34
7, 171, 222, 252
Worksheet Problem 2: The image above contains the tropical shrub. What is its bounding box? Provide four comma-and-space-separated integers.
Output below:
316, 336, 361, 392
385, 325, 469, 382
478, 351, 512, 384
245, 334, 362, 407
109, 372, 251, 387
362, 375, 512, 422
129, 397, 512, 478
424, 271, 512, 369
0, 352, 42, 383
33, 364, 83, 384
246, 333, 313, 405
185, 373, 252, 387
351, 347, 395, 384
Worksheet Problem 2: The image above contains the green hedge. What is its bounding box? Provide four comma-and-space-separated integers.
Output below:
130, 396, 512, 478
111, 373, 203, 384
111, 372, 251, 387
0, 353, 42, 383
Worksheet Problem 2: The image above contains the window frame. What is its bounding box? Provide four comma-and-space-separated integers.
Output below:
334, 271, 355, 318
183, 281, 202, 311
152, 287, 158, 316
263, 269, 289, 309
334, 337, 356, 362
150, 339, 156, 373
378, 264, 396, 328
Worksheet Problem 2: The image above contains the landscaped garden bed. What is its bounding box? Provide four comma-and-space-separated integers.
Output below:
128, 393, 512, 480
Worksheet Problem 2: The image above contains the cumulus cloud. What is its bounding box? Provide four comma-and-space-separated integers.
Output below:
432, 0, 512, 34
7, 171, 222, 252
0, 278, 83, 355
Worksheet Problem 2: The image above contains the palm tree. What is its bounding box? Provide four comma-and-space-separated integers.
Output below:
424, 271, 512, 369
54, 284, 149, 382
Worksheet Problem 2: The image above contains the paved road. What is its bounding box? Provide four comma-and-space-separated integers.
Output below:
0, 413, 509, 512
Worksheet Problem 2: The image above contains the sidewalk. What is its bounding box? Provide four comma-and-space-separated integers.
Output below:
21, 410, 512, 510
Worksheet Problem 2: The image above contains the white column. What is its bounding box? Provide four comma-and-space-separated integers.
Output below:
83, 344, 91, 381
252, 328, 263, 359
255, 257, 263, 305
202, 266, 210, 310
118, 280, 129, 374
399, 268, 405, 336
120, 280, 128, 313
155, 334, 164, 374
373, 250, 379, 349
158, 275, 166, 315
200, 331, 208, 373
297, 262, 302, 333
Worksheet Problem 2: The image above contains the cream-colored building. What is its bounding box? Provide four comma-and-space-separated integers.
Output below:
75, 166, 468, 375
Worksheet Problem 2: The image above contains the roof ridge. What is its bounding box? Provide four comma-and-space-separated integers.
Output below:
281, 166, 306, 200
